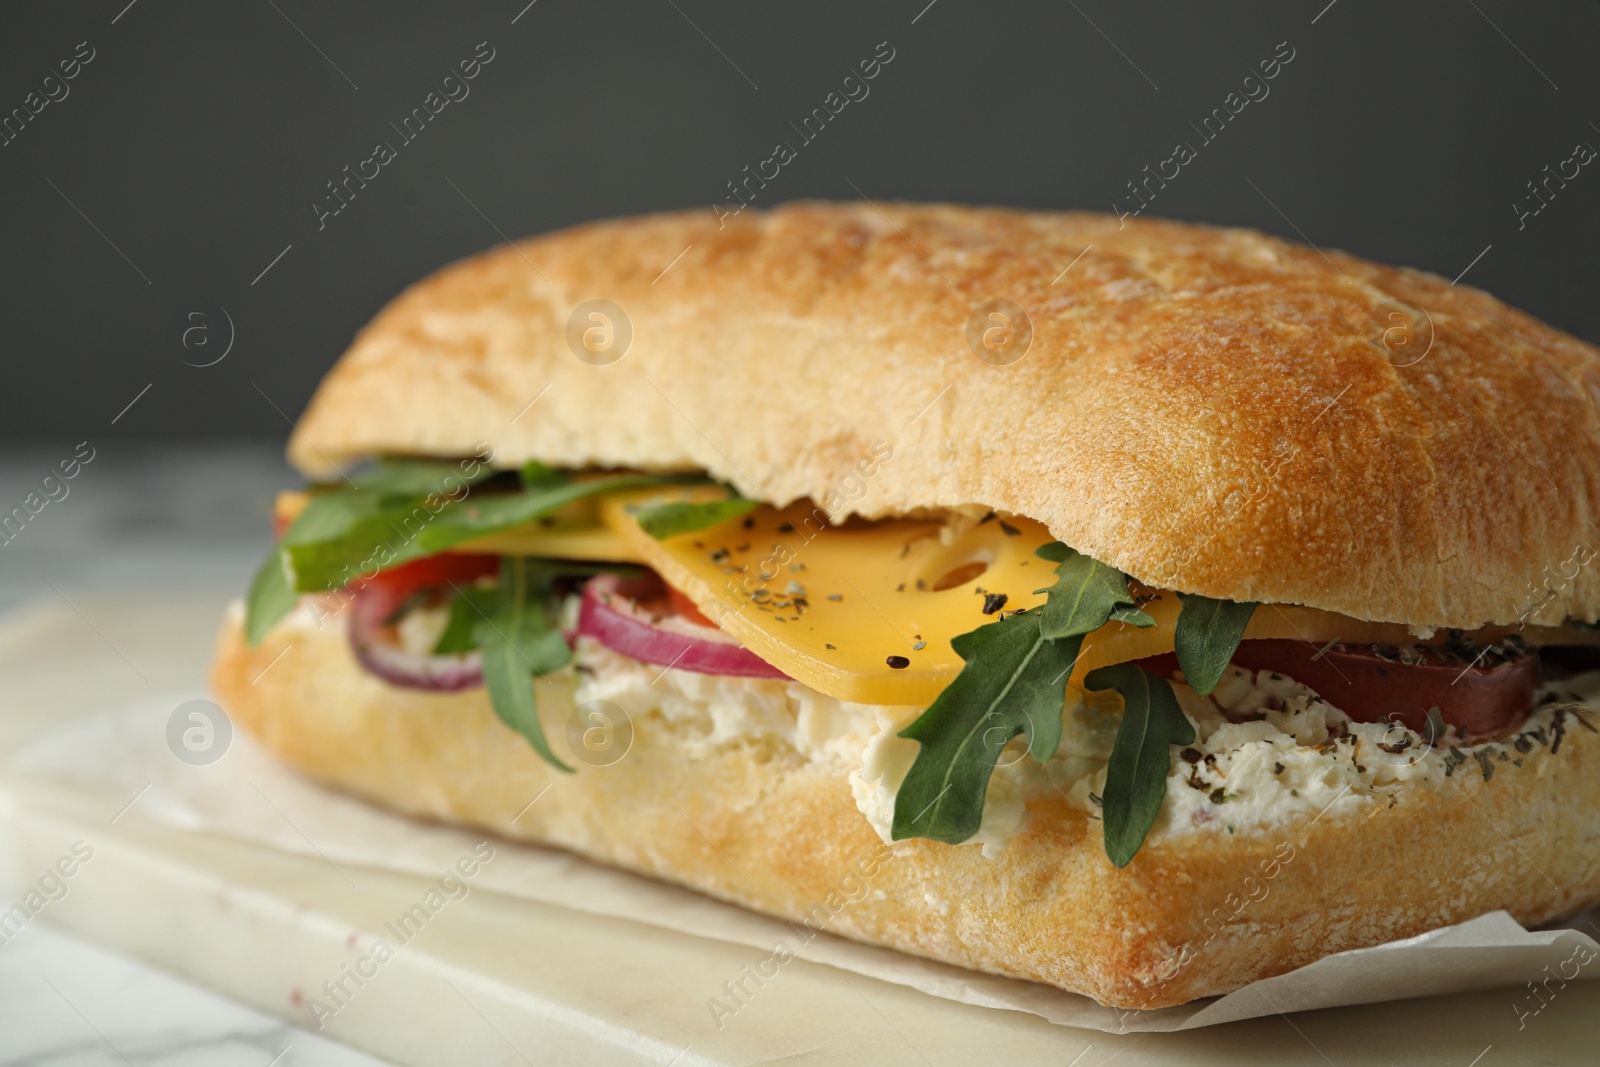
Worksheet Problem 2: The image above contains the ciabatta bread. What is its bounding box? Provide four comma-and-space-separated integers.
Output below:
227, 204, 1600, 1009
212, 607, 1600, 1009
286, 203, 1600, 630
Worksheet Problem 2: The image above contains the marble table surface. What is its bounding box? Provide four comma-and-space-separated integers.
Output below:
0, 924, 386, 1066
0, 442, 290, 618
0, 443, 385, 1065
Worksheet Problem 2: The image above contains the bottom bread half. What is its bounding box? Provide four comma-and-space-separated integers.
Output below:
210, 608, 1600, 1009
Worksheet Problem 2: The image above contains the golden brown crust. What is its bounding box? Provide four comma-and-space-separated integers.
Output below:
286, 202, 1600, 630
211, 608, 1600, 1009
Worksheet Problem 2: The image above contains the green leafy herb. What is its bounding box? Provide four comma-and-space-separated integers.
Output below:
891, 541, 1190, 865
409, 475, 664, 552
634, 495, 759, 540
436, 560, 637, 659
275, 497, 419, 593
350, 457, 497, 501
472, 557, 575, 771
891, 610, 1082, 843
1032, 542, 1154, 637
519, 460, 567, 488
433, 584, 500, 655
1110, 604, 1157, 626
1172, 594, 1258, 695
244, 470, 681, 644
244, 547, 297, 646
1084, 662, 1195, 867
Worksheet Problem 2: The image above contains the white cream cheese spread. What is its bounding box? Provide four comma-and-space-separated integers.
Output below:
574, 631, 1600, 856
302, 590, 1598, 859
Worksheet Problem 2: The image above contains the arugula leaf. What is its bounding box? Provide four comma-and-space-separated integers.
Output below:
891, 542, 1158, 847
278, 502, 416, 593
435, 562, 637, 656
244, 547, 297, 646
891, 611, 1082, 843
351, 458, 496, 501
1084, 662, 1195, 867
1172, 594, 1258, 695
1033, 542, 1154, 637
282, 489, 383, 543
244, 471, 679, 644
1110, 604, 1157, 626
472, 557, 574, 771
634, 495, 759, 540
519, 460, 567, 488
413, 474, 669, 552
433, 584, 500, 655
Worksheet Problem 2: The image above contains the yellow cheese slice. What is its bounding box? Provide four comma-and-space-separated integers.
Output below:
596, 489, 1423, 702
452, 524, 638, 561
597, 487, 1057, 705
272, 490, 307, 529
277, 485, 1433, 705
452, 496, 641, 562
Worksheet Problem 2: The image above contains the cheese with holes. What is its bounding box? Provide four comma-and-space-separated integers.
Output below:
276, 485, 1423, 705
594, 490, 1421, 704
598, 487, 1056, 705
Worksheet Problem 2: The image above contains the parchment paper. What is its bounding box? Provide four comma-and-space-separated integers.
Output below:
7, 692, 1595, 1033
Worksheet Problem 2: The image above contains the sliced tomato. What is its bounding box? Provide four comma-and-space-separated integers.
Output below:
360, 556, 719, 632
362, 553, 501, 597
667, 584, 719, 628
1136, 639, 1539, 739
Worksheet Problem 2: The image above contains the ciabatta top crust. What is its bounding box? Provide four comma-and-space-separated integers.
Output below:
288, 202, 1600, 630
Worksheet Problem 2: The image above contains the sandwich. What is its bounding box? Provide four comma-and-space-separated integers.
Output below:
211, 202, 1600, 1009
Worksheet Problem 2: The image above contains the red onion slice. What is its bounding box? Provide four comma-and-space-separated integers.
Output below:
348, 575, 487, 692
579, 574, 789, 679
347, 563, 788, 690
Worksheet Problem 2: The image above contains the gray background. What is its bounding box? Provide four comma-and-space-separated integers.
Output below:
2, 0, 1598, 446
